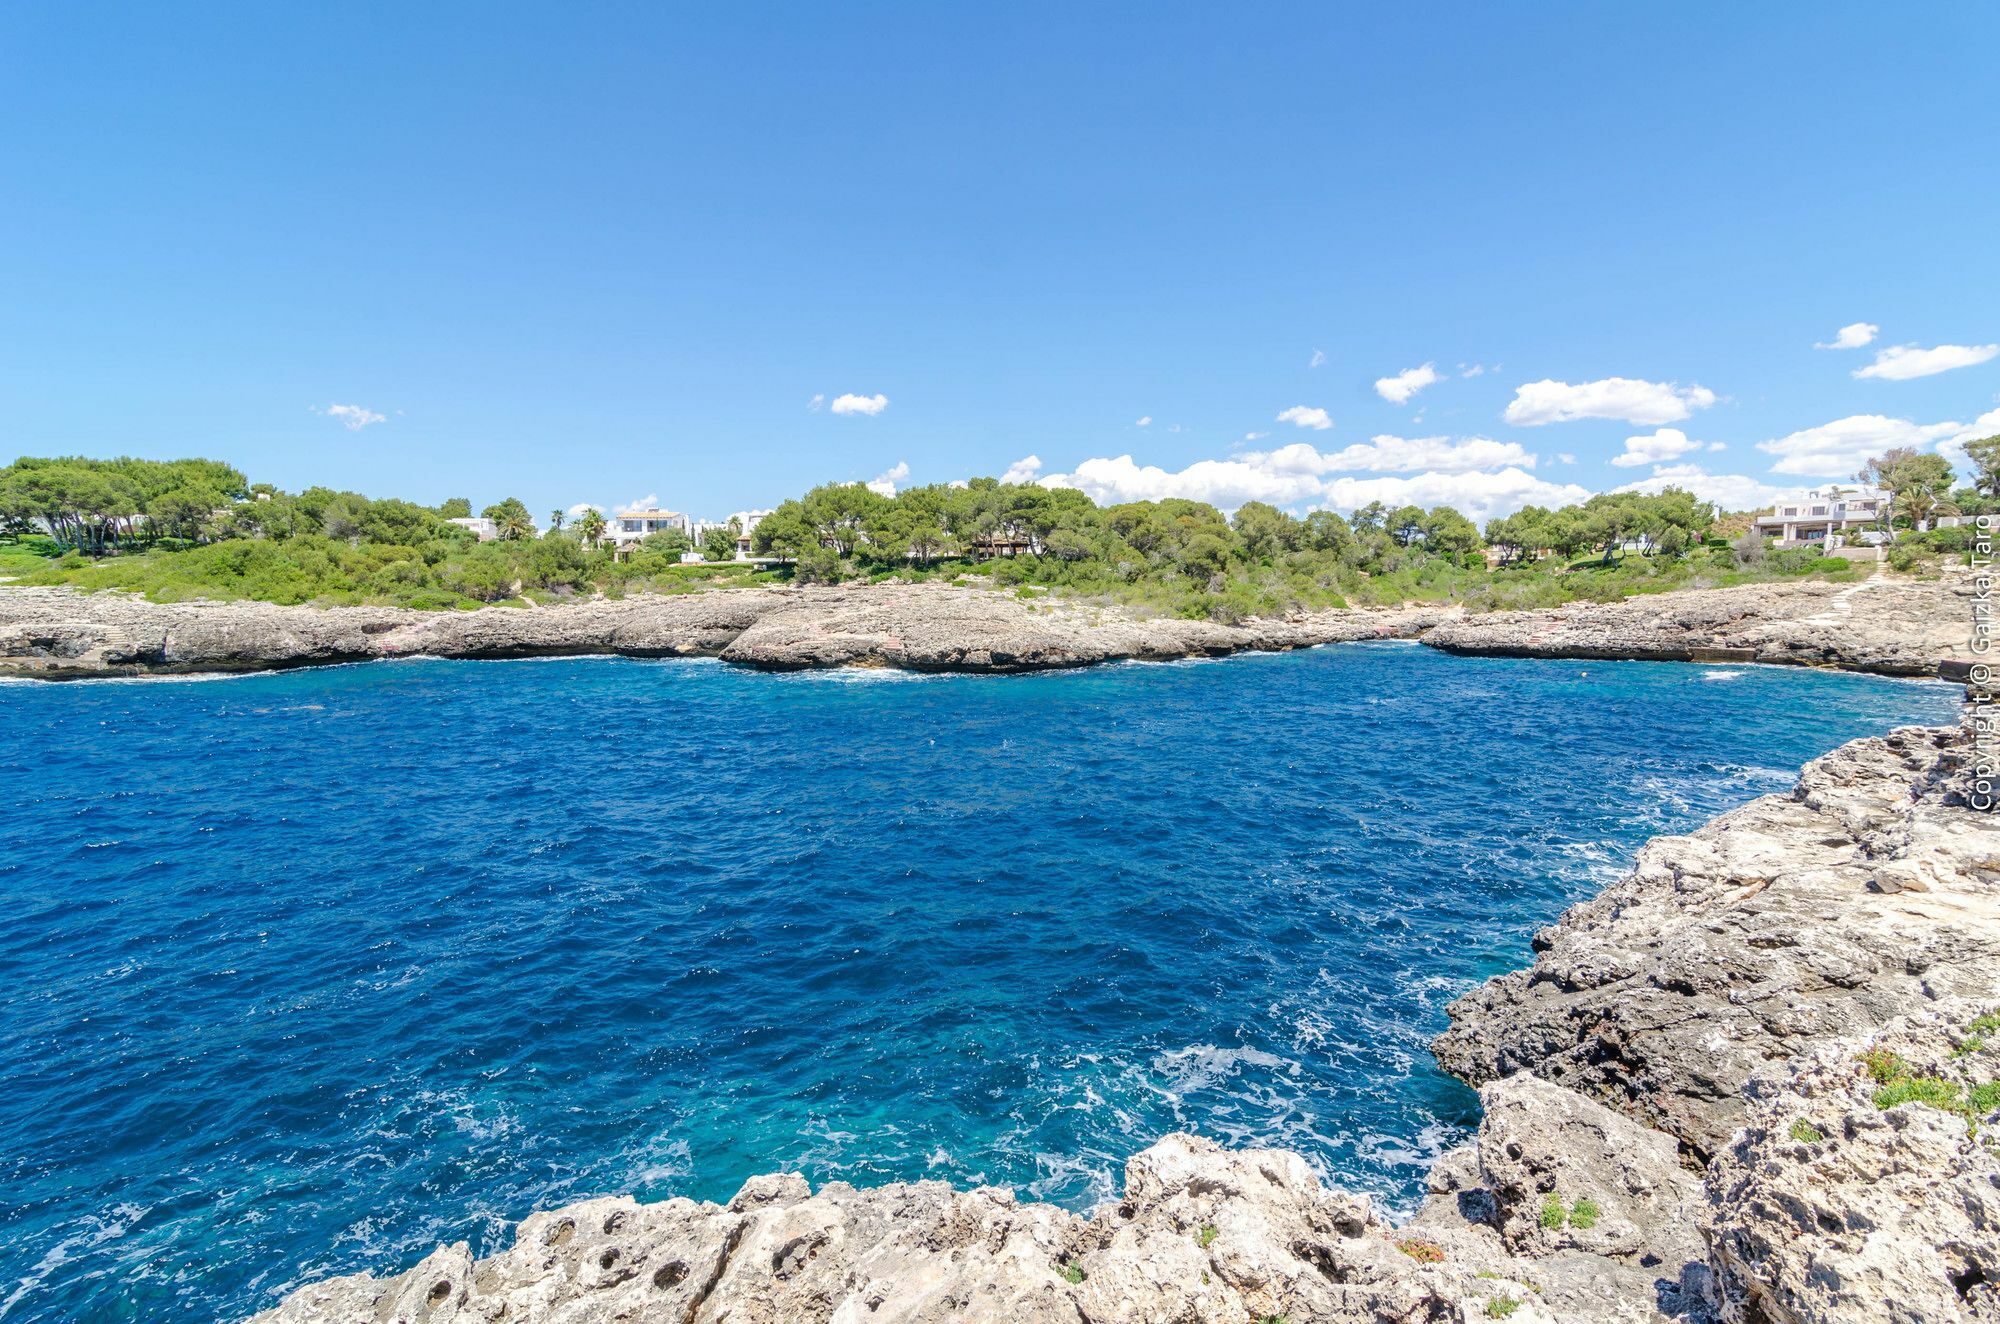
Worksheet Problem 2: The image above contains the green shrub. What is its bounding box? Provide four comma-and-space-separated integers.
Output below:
1788, 1119, 1825, 1144
1485, 1297, 1521, 1319
1569, 1197, 1600, 1230
1195, 1224, 1218, 1249
1538, 1194, 1567, 1230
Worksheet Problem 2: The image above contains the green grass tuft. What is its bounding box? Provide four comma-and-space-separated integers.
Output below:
1788, 1119, 1826, 1144
1569, 1196, 1600, 1230
1195, 1223, 1218, 1249
1537, 1194, 1567, 1230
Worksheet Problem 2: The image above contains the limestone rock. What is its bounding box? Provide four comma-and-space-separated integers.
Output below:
1704, 1001, 2000, 1324
1422, 574, 1971, 677
0, 582, 1446, 679
1434, 721, 2000, 1158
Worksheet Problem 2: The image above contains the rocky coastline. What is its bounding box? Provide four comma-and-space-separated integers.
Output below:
254, 716, 1999, 1324
0, 572, 1974, 681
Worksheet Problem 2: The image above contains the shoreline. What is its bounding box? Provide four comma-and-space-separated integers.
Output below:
0, 572, 1975, 683
250, 715, 1999, 1324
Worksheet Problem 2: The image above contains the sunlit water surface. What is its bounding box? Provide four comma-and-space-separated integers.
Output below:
0, 645, 1959, 1321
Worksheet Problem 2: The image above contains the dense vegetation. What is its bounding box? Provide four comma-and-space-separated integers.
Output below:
2, 441, 1991, 618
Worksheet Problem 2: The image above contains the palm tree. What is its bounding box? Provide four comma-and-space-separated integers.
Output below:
577, 507, 607, 549
549, 509, 566, 532
496, 509, 535, 542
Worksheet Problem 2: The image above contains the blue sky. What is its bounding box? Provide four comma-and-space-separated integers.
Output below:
4, 3, 1997, 524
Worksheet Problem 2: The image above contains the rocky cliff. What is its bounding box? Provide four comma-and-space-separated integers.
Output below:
1423, 574, 1974, 677
0, 571, 1973, 680
253, 718, 2000, 1324
0, 582, 1445, 679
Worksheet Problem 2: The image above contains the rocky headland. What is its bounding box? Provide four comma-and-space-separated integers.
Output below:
0, 571, 1974, 681
254, 716, 2000, 1324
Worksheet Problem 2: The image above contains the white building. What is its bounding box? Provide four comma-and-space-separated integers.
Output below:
1752, 487, 1889, 548
446, 516, 499, 542
686, 510, 774, 560
609, 508, 690, 548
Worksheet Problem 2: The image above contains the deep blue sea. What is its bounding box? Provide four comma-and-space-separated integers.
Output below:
0, 645, 1957, 1322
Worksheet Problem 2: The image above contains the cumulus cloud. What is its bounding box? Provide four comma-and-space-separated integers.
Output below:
1134, 415, 1152, 427
618, 493, 662, 514
1000, 455, 1043, 485
1315, 469, 1593, 524
1374, 363, 1442, 405
1852, 343, 2000, 381
807, 393, 826, 412
1756, 414, 1963, 476
1320, 434, 1535, 473
1612, 464, 1791, 512
830, 392, 890, 416
1035, 440, 1581, 522
1608, 427, 1705, 469
1815, 322, 1878, 350
313, 403, 386, 430
566, 502, 604, 518
1941, 407, 2000, 471
1459, 363, 1490, 378
866, 460, 910, 496
1556, 453, 1576, 464
1275, 404, 1333, 431
1308, 349, 1326, 369
1503, 377, 1717, 426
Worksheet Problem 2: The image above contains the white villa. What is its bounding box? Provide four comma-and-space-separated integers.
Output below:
445, 515, 500, 542
1752, 486, 1889, 548
610, 508, 691, 545
604, 505, 775, 561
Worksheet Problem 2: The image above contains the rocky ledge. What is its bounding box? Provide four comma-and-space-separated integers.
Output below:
1424, 574, 1974, 678
0, 571, 1974, 681
0, 582, 1446, 680
255, 719, 1999, 1324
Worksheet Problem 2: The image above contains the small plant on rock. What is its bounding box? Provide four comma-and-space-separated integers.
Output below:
1486, 1296, 1522, 1319
1059, 1261, 1084, 1285
1194, 1223, 1218, 1249
1861, 1047, 1907, 1084
1538, 1193, 1568, 1230
1788, 1119, 1826, 1144
1395, 1237, 1445, 1263
1569, 1196, 1600, 1230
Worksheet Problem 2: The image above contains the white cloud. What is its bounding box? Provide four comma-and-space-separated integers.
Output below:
1707, 441, 1726, 452
1000, 455, 1043, 485
1134, 415, 1152, 427
1321, 434, 1536, 473
1459, 363, 1489, 378
1374, 362, 1442, 405
566, 501, 603, 518
1950, 407, 2000, 446
807, 393, 826, 412
1308, 349, 1326, 369
830, 392, 890, 416
1853, 343, 2000, 381
313, 403, 386, 430
1612, 464, 1791, 511
1036, 440, 1580, 522
1503, 377, 1717, 426
1275, 404, 1333, 431
617, 493, 661, 514
1608, 427, 1705, 468
1815, 322, 1878, 350
1756, 413, 1963, 476
1556, 452, 1576, 464
1316, 469, 1593, 524
1941, 407, 2000, 472
866, 460, 910, 496
1243, 431, 1270, 442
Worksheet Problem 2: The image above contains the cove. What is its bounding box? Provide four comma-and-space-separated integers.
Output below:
0, 645, 1961, 1323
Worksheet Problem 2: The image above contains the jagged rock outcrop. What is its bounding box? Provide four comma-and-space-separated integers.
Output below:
254, 1123, 1704, 1324
1423, 575, 1972, 677
0, 583, 1445, 679
0, 570, 1971, 681
1704, 1001, 2000, 1324
1434, 721, 2000, 1158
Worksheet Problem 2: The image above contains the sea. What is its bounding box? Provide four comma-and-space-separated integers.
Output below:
0, 644, 1960, 1321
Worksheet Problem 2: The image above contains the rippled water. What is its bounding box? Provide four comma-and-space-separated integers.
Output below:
0, 645, 1958, 1322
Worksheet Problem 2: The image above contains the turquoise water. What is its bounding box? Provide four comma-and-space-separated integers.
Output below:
0, 645, 1957, 1322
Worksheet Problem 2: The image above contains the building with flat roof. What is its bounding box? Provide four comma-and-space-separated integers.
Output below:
1752, 486, 1889, 548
